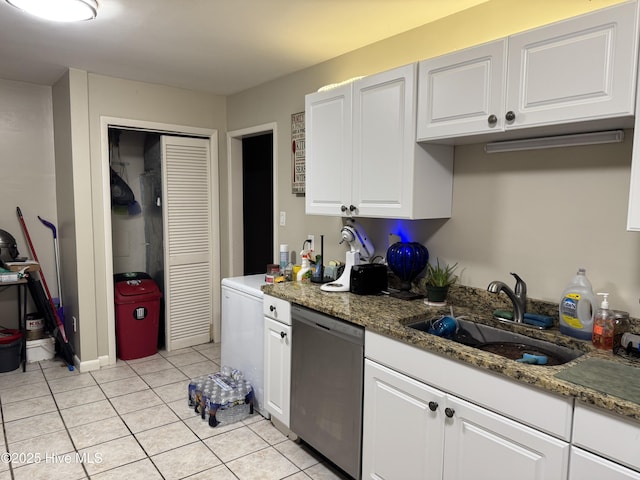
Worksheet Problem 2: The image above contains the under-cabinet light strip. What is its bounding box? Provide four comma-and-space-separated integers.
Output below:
484, 130, 625, 153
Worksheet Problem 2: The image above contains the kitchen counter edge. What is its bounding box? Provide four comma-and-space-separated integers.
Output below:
262, 282, 640, 423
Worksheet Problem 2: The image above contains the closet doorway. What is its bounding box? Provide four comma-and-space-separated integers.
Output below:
109, 129, 166, 347
102, 118, 219, 364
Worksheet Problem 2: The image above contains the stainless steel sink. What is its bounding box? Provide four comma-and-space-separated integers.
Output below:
408, 317, 584, 366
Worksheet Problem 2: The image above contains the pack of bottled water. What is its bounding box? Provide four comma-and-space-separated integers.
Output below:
187, 366, 254, 427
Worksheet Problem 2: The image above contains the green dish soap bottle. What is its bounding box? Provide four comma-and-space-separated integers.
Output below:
559, 268, 597, 340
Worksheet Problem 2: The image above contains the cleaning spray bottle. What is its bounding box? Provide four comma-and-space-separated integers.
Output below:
297, 245, 313, 282
559, 268, 597, 340
592, 293, 615, 350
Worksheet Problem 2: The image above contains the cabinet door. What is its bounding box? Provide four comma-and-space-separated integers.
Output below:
627, 75, 640, 230
352, 63, 419, 218
573, 403, 640, 472
443, 395, 569, 480
264, 317, 291, 427
416, 40, 507, 141
506, 1, 637, 130
304, 84, 352, 215
362, 359, 445, 480
570, 447, 640, 480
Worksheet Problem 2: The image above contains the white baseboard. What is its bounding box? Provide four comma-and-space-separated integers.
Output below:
76, 356, 100, 372
98, 355, 113, 367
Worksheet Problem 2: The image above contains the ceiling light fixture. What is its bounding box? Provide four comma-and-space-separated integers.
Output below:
6, 0, 98, 22
484, 130, 625, 153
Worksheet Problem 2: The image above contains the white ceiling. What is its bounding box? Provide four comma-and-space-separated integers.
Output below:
0, 0, 488, 95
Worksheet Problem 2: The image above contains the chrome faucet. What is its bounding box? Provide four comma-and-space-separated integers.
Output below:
487, 273, 527, 323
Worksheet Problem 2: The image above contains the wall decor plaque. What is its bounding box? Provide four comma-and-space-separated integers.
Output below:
291, 111, 305, 194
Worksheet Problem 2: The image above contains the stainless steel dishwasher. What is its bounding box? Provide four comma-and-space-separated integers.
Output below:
291, 304, 364, 480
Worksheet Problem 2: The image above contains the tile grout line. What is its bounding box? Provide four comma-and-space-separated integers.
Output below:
3, 345, 325, 480
0, 372, 16, 480
88, 356, 175, 479
82, 345, 232, 478
42, 362, 92, 480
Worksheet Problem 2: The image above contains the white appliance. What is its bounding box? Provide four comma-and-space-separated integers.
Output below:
221, 274, 268, 417
321, 219, 375, 292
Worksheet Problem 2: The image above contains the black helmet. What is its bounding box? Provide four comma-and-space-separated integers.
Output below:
0, 229, 19, 264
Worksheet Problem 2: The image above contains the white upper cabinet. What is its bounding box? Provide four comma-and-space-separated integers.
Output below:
305, 64, 453, 219
417, 1, 639, 143
417, 39, 507, 140
507, 1, 637, 129
304, 84, 352, 216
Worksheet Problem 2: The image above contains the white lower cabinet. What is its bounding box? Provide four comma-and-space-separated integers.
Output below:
571, 403, 640, 477
263, 295, 291, 429
363, 359, 569, 480
569, 447, 640, 480
363, 360, 445, 479
442, 394, 569, 480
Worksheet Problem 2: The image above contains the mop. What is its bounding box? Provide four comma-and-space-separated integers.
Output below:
16, 207, 74, 370
37, 216, 64, 323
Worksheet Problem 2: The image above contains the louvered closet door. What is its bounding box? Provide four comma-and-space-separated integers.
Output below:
162, 136, 213, 351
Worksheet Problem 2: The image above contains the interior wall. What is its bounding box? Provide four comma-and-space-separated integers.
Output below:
76, 73, 226, 363
226, 0, 640, 315
0, 79, 57, 327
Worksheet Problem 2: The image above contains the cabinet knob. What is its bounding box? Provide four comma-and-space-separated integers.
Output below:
487, 114, 497, 126
445, 407, 455, 418
428, 401, 439, 412
341, 205, 348, 213
280, 331, 287, 339
269, 305, 276, 312
505, 111, 516, 122
349, 205, 356, 212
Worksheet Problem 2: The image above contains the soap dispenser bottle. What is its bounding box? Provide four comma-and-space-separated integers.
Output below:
592, 292, 615, 350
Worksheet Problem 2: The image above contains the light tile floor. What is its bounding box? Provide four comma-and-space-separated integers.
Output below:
0, 343, 350, 480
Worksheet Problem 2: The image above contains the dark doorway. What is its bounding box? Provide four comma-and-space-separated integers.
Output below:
242, 133, 274, 275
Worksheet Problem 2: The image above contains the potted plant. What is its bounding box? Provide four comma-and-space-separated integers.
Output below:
424, 259, 458, 304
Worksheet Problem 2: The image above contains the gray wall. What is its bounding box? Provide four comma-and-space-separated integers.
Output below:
226, 0, 640, 316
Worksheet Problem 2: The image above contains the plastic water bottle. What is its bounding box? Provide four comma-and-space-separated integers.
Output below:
194, 381, 204, 414
188, 379, 197, 406
201, 387, 211, 419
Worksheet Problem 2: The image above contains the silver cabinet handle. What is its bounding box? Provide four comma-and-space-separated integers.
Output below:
488, 114, 497, 125
505, 111, 516, 122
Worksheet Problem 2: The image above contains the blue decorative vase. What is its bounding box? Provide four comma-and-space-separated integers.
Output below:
386, 242, 429, 291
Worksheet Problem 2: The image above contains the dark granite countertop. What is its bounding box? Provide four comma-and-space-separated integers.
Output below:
262, 281, 640, 424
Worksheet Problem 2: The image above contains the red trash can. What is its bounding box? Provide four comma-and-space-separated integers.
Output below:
114, 276, 162, 360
